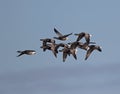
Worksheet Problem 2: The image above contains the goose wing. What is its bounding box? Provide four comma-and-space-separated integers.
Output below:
51, 50, 57, 58
85, 34, 90, 43
85, 48, 94, 60
63, 52, 67, 62
17, 51, 24, 57
63, 33, 72, 37
75, 32, 85, 41
72, 52, 77, 60
54, 28, 63, 37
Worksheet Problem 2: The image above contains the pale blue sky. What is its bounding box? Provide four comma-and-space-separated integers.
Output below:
0, 0, 120, 94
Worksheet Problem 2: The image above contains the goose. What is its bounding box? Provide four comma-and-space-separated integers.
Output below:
74, 32, 91, 43
53, 28, 72, 41
68, 41, 79, 60
85, 45, 102, 60
17, 50, 36, 57
41, 42, 65, 58
59, 43, 78, 62
61, 44, 70, 62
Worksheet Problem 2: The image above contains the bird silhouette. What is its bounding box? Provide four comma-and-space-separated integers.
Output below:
85, 45, 102, 60
53, 28, 72, 41
17, 50, 36, 57
74, 32, 92, 43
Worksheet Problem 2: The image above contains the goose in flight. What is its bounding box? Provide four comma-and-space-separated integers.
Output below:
68, 41, 80, 60
74, 32, 91, 43
17, 50, 36, 57
59, 43, 78, 62
59, 44, 70, 62
41, 43, 65, 58
40, 38, 55, 51
53, 28, 72, 41
85, 45, 102, 60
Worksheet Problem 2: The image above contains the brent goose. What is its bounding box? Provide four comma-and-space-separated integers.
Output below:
69, 41, 79, 60
60, 44, 70, 62
85, 45, 102, 60
59, 43, 78, 62
44, 43, 58, 58
74, 32, 91, 43
42, 42, 65, 58
40, 38, 55, 52
54, 43, 66, 53
51, 43, 64, 58
40, 43, 57, 58
53, 28, 72, 41
17, 50, 36, 57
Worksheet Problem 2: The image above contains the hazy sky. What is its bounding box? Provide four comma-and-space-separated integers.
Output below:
0, 0, 120, 94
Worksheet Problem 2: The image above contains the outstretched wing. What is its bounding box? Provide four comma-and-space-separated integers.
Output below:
63, 33, 72, 37
75, 32, 85, 41
72, 53, 77, 60
63, 52, 67, 62
17, 53, 24, 57
71, 49, 77, 60
85, 34, 90, 43
54, 28, 63, 37
85, 49, 93, 60
17, 51, 23, 57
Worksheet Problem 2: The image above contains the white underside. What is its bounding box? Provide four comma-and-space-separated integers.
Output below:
29, 52, 36, 55
75, 49, 78, 54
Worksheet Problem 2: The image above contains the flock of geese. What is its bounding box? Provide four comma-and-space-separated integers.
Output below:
17, 28, 102, 62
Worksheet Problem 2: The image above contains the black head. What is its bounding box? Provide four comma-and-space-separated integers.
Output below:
97, 46, 102, 52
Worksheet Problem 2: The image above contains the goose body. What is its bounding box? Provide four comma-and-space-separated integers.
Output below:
17, 50, 36, 57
